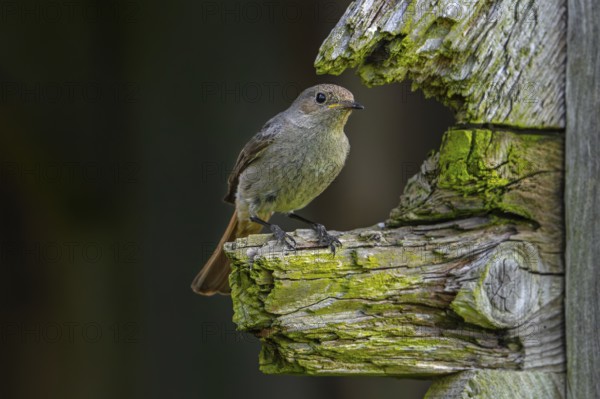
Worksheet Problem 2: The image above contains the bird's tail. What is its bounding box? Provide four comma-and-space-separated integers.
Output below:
191, 211, 263, 295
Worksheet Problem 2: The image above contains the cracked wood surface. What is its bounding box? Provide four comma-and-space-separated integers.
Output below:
425, 370, 565, 398
227, 219, 564, 376
315, 0, 566, 128
227, 129, 564, 378
227, 0, 567, 397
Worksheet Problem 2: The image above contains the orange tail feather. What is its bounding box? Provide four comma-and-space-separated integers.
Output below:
191, 211, 264, 295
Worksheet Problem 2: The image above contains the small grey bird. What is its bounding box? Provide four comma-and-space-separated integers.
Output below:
191, 84, 363, 295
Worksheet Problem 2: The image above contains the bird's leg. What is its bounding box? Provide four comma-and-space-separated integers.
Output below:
249, 215, 296, 250
286, 212, 342, 254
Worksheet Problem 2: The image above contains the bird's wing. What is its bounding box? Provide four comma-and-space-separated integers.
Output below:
223, 119, 280, 204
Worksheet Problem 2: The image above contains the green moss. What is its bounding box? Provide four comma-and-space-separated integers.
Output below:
264, 277, 341, 314
230, 263, 273, 330
345, 272, 422, 298
450, 289, 498, 330
258, 331, 504, 377
259, 341, 307, 374
352, 248, 404, 268
230, 239, 524, 377
438, 129, 474, 186
389, 129, 561, 225
266, 252, 352, 279
438, 130, 510, 197
226, 127, 559, 376
315, 0, 564, 127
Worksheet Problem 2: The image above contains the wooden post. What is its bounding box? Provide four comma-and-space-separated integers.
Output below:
228, 1, 569, 396
566, 0, 600, 398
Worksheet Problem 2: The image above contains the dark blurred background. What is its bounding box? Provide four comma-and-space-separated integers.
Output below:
0, 1, 453, 398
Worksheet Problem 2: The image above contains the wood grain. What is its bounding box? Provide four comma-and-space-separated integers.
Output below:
565, 0, 600, 397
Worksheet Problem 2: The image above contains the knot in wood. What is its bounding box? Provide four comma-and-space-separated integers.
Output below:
482, 242, 541, 328
451, 241, 542, 329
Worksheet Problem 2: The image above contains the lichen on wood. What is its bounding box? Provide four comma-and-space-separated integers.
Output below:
227, 129, 564, 378
315, 0, 566, 128
425, 370, 565, 398
225, 0, 566, 396
389, 129, 564, 274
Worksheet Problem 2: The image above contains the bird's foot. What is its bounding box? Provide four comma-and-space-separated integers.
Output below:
270, 224, 296, 250
313, 223, 342, 254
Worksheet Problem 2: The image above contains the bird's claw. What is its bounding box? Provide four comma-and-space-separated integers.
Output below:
270, 225, 296, 250
313, 224, 342, 254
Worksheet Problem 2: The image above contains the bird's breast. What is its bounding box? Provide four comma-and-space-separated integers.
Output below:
236, 129, 349, 215
269, 132, 349, 212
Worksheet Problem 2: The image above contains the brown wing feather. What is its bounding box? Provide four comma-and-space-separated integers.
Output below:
223, 122, 278, 203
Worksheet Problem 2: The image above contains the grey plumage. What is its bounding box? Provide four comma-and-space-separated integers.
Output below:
192, 84, 362, 295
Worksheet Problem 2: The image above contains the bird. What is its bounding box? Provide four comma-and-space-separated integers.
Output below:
191, 83, 363, 295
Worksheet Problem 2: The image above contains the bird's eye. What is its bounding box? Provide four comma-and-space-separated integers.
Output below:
315, 92, 327, 104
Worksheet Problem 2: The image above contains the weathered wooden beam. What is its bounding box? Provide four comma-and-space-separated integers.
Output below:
565, 0, 600, 397
228, 223, 564, 376
315, 0, 566, 129
425, 370, 565, 398
227, 129, 564, 377
228, 0, 567, 396
389, 129, 564, 274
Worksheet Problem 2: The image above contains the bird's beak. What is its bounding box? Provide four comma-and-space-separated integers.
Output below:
328, 101, 365, 110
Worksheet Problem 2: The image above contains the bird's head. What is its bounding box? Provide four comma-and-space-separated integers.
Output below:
287, 84, 364, 129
